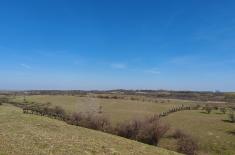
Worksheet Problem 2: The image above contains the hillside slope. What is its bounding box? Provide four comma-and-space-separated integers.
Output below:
0, 104, 180, 155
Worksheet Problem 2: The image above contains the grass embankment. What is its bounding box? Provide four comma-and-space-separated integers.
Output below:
0, 104, 180, 155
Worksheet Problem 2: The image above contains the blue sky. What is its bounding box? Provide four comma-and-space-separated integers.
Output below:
0, 0, 235, 91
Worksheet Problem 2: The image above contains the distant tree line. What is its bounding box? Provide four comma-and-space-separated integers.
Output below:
1, 90, 235, 102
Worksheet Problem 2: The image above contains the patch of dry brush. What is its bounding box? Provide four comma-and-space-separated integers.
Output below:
172, 129, 198, 155
115, 115, 169, 145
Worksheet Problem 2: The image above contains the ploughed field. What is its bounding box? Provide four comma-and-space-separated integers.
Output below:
9, 95, 235, 155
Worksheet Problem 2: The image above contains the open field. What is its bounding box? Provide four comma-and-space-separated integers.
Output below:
161, 110, 235, 155
4, 94, 235, 155
12, 95, 196, 124
0, 104, 180, 155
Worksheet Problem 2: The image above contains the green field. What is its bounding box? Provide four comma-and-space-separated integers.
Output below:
8, 95, 235, 155
0, 104, 180, 155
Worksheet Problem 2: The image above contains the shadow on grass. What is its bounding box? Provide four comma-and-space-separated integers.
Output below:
200, 111, 210, 114
165, 134, 175, 139
222, 119, 234, 123
226, 131, 235, 136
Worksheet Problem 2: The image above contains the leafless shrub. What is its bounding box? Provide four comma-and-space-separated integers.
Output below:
177, 135, 198, 155
130, 97, 136, 100
204, 106, 212, 114
214, 106, 218, 110
219, 107, 226, 114
69, 112, 83, 125
136, 118, 169, 145
111, 96, 118, 99
23, 104, 67, 120
228, 110, 235, 123
69, 112, 111, 132
90, 115, 111, 132
0, 97, 9, 105
115, 115, 169, 145
98, 106, 103, 114
115, 119, 142, 139
53, 106, 66, 119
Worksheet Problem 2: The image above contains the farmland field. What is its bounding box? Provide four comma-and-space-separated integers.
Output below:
9, 94, 235, 155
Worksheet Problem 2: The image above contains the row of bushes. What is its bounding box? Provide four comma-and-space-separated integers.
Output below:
96, 95, 125, 100
0, 97, 9, 105
23, 105, 67, 120
129, 96, 171, 103
159, 105, 198, 118
202, 105, 235, 123
95, 95, 171, 103
202, 105, 226, 114
203, 105, 232, 114
22, 105, 170, 146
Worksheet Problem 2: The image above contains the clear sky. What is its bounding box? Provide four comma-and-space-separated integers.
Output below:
0, 0, 235, 91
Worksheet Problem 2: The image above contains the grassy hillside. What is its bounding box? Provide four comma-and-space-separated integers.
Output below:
0, 104, 180, 155
10, 95, 235, 155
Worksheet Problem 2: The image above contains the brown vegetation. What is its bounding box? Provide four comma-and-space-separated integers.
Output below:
115, 115, 169, 145
219, 107, 226, 114
228, 110, 235, 123
69, 112, 111, 132
172, 129, 198, 155
204, 106, 212, 114
0, 97, 9, 105
177, 135, 198, 155
159, 105, 195, 117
